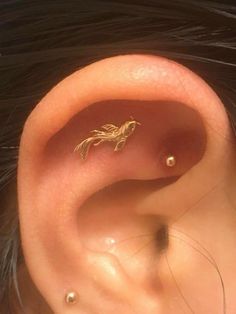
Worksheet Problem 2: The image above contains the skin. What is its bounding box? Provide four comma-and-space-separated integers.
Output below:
13, 54, 236, 313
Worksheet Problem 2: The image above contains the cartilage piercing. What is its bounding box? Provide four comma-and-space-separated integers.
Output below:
74, 117, 141, 160
165, 154, 176, 167
65, 291, 78, 305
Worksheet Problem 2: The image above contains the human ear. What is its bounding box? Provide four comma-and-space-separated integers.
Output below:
17, 54, 236, 313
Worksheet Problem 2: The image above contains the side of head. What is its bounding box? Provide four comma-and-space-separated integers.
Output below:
0, 2, 236, 313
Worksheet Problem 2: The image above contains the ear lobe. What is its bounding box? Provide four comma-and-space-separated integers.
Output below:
17, 54, 235, 313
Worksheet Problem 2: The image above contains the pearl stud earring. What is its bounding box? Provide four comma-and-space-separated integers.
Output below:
65, 291, 78, 305
165, 154, 176, 167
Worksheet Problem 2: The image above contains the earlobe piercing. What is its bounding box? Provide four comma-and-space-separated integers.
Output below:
65, 291, 78, 305
165, 154, 176, 167
74, 117, 141, 160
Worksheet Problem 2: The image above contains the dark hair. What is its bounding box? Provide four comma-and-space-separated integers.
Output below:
0, 0, 236, 312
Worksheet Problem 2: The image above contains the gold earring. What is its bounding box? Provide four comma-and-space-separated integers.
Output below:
74, 118, 141, 160
65, 291, 78, 305
166, 154, 176, 167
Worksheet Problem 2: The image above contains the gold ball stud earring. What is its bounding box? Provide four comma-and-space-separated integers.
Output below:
165, 154, 176, 167
65, 291, 78, 305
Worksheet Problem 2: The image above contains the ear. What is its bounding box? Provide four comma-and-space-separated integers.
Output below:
17, 54, 236, 313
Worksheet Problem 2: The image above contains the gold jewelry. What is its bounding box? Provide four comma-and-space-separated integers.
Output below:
166, 154, 176, 167
74, 117, 141, 160
65, 291, 78, 304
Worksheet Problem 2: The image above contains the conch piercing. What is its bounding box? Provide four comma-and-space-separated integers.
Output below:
65, 291, 78, 305
74, 117, 141, 160
165, 154, 176, 167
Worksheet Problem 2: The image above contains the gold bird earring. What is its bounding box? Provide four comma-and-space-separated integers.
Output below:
74, 118, 141, 160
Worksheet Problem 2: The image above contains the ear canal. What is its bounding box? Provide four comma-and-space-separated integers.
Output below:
17, 54, 234, 313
